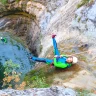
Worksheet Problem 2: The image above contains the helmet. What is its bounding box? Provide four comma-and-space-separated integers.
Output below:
0, 37, 2, 39
72, 56, 78, 64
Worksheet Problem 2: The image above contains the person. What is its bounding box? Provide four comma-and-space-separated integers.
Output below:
0, 37, 7, 43
30, 35, 78, 68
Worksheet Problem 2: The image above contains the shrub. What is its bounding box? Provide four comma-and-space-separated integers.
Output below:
77, 0, 90, 8
0, 0, 7, 4
76, 88, 91, 96
0, 0, 20, 5
2, 60, 26, 90
31, 76, 49, 88
24, 66, 53, 88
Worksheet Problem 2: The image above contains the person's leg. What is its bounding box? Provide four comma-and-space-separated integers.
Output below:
52, 35, 60, 55
31, 56, 53, 65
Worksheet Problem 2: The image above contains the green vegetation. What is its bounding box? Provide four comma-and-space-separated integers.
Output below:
0, 62, 5, 89
77, 0, 92, 8
76, 88, 91, 96
31, 76, 49, 88
16, 0, 20, 3
0, 0, 20, 4
0, 0, 35, 5
78, 17, 81, 22
2, 60, 26, 90
24, 66, 54, 88
0, 0, 7, 4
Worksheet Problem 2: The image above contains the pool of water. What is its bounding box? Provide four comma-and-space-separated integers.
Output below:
0, 32, 34, 88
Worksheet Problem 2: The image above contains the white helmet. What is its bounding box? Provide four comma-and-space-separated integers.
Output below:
72, 56, 78, 64
0, 37, 2, 39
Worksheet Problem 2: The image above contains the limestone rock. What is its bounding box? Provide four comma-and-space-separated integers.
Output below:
0, 86, 77, 96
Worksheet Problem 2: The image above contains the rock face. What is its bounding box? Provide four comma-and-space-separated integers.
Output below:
0, 0, 80, 56
0, 0, 96, 93
0, 16, 41, 56
0, 86, 77, 96
0, 0, 69, 56
72, 0, 96, 41
26, 20, 41, 56
0, 0, 68, 31
39, 0, 82, 57
0, 0, 45, 56
0, 86, 96, 96
61, 70, 96, 90
36, 0, 96, 91
72, 0, 96, 77
2, 0, 96, 57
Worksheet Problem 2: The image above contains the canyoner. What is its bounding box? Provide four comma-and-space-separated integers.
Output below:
30, 35, 78, 69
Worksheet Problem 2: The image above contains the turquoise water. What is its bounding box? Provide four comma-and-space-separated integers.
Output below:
0, 32, 34, 88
